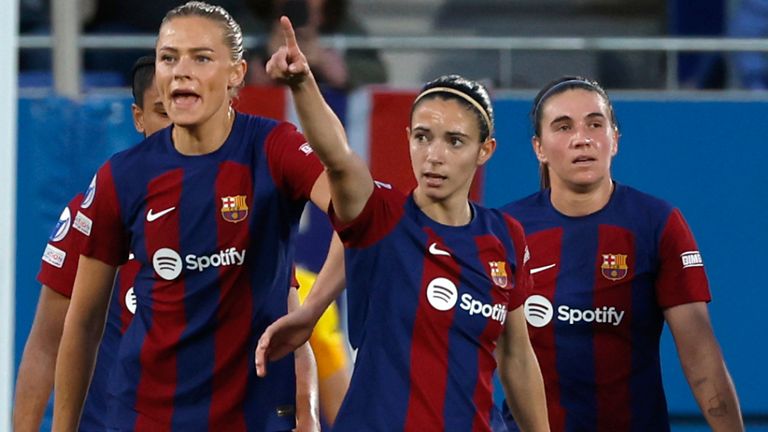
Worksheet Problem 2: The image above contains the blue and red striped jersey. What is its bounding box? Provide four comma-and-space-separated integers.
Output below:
500, 183, 711, 432
330, 183, 531, 432
38, 193, 140, 432
79, 112, 324, 431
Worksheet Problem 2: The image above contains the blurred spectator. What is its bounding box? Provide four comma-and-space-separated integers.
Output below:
668, 0, 728, 89
19, 0, 97, 72
82, 0, 256, 85
246, 0, 387, 90
729, 0, 768, 89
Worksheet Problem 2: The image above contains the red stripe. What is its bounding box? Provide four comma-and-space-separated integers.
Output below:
208, 161, 253, 430
404, 229, 459, 431
134, 169, 186, 430
593, 225, 634, 431
233, 86, 287, 120
470, 235, 511, 432
118, 260, 141, 333
526, 228, 566, 432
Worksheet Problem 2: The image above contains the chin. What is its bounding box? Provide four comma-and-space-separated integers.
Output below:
169, 115, 199, 128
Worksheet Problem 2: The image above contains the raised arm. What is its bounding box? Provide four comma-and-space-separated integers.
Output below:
497, 307, 549, 432
52, 256, 116, 431
665, 302, 743, 431
268, 16, 372, 223
13, 286, 71, 431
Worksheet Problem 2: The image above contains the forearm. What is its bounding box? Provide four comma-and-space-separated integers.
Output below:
293, 78, 372, 222
14, 335, 58, 431
681, 344, 743, 430
13, 286, 70, 431
294, 342, 320, 432
289, 76, 351, 171
498, 308, 549, 432
52, 256, 115, 431
499, 349, 549, 432
302, 233, 346, 322
666, 303, 743, 431
52, 316, 104, 430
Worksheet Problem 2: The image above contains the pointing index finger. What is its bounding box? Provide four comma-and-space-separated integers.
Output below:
280, 16, 299, 51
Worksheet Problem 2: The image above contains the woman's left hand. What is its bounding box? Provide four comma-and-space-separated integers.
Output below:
266, 16, 312, 86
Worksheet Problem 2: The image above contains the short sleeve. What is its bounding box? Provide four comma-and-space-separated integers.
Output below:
37, 195, 86, 298
264, 122, 325, 202
328, 182, 405, 249
656, 208, 711, 308
80, 162, 131, 266
504, 214, 533, 310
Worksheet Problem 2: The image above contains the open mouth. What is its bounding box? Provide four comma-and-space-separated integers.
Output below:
170, 89, 201, 108
423, 172, 447, 186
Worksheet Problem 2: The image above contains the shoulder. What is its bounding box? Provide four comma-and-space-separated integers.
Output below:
107, 131, 166, 170
472, 204, 525, 239
498, 190, 548, 222
237, 111, 281, 133
613, 183, 676, 222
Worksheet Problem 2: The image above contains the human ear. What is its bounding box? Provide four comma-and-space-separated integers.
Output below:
131, 104, 145, 135
532, 136, 546, 163
477, 138, 496, 165
229, 59, 247, 89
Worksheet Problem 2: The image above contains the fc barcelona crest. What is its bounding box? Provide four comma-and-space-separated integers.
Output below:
221, 195, 249, 223
489, 261, 509, 288
601, 254, 628, 281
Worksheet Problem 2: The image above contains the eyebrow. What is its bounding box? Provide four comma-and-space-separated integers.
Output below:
157, 47, 216, 54
550, 112, 606, 125
412, 126, 471, 138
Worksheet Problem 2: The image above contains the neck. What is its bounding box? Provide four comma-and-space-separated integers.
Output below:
172, 105, 234, 156
549, 177, 614, 217
413, 187, 472, 226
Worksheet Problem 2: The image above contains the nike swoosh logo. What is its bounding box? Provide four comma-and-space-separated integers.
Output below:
428, 242, 451, 257
146, 206, 176, 222
530, 263, 556, 275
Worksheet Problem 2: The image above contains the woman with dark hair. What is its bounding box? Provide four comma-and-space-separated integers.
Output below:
256, 17, 549, 431
500, 76, 743, 431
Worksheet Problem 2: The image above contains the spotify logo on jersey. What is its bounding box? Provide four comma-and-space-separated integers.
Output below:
426, 277, 458, 311
524, 295, 554, 327
125, 287, 137, 315
152, 248, 183, 280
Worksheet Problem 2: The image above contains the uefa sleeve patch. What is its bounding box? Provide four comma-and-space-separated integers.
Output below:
81, 174, 97, 209
49, 206, 72, 242
73, 211, 93, 236
42, 243, 67, 268
680, 251, 704, 268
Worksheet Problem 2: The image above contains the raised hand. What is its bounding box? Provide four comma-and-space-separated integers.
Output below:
265, 16, 312, 86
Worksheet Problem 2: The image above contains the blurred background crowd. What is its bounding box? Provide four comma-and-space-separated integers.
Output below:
17, 0, 768, 91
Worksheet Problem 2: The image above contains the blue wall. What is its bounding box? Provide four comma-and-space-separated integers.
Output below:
15, 94, 768, 426
15, 94, 141, 376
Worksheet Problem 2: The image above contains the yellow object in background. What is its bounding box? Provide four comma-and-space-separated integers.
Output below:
295, 266, 350, 380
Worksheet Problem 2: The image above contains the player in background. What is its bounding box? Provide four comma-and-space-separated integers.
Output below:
12, 55, 168, 432
256, 17, 549, 431
500, 76, 743, 431
52, 2, 341, 429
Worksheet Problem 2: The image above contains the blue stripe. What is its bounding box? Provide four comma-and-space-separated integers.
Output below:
170, 167, 218, 429
556, 223, 599, 430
